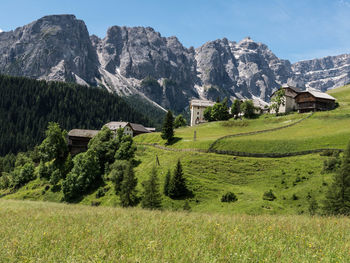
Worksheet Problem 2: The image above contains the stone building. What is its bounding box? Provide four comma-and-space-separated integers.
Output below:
190, 99, 216, 126
270, 84, 301, 114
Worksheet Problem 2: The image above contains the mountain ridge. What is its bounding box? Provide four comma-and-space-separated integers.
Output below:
1, 14, 349, 112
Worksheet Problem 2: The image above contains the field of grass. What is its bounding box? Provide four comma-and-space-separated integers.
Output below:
1, 199, 349, 262
213, 85, 350, 154
2, 146, 334, 215
134, 113, 305, 150
136, 85, 350, 155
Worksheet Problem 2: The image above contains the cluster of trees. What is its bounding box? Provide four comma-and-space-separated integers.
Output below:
204, 98, 256, 122
0, 75, 159, 155
0, 122, 191, 210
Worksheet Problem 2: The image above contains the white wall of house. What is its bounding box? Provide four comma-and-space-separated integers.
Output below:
190, 105, 206, 126
123, 126, 133, 137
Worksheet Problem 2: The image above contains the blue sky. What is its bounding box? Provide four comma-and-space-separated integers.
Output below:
1, 0, 350, 62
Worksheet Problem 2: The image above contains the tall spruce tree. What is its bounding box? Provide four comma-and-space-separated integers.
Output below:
163, 169, 171, 196
119, 162, 139, 207
168, 159, 188, 199
141, 167, 162, 209
323, 141, 350, 215
161, 110, 174, 143
231, 99, 241, 119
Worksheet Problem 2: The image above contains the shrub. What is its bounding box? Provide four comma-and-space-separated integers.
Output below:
292, 194, 299, 200
221, 192, 238, 202
95, 187, 105, 198
262, 190, 276, 201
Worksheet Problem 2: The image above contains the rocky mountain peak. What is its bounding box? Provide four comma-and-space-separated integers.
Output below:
1, 15, 350, 112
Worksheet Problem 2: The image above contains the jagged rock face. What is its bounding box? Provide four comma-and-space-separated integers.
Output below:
1, 15, 350, 112
0, 15, 99, 85
96, 26, 196, 86
195, 37, 294, 101
292, 54, 350, 91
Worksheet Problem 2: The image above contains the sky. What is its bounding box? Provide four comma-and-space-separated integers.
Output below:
1, 0, 350, 63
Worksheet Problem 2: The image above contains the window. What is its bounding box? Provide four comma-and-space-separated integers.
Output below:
197, 112, 199, 115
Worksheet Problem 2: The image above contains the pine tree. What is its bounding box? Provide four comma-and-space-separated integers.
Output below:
141, 166, 162, 209
120, 162, 139, 207
168, 159, 188, 199
163, 169, 171, 196
161, 110, 174, 143
231, 99, 241, 119
323, 141, 350, 215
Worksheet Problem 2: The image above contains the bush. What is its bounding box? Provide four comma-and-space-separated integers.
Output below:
262, 190, 276, 201
292, 194, 299, 200
323, 157, 341, 173
95, 187, 105, 198
221, 192, 238, 202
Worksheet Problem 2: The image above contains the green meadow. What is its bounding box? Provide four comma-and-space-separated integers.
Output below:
1, 200, 349, 262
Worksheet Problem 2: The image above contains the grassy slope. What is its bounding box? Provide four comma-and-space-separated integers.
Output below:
1, 200, 349, 262
214, 85, 350, 153
134, 113, 305, 149
2, 146, 333, 215
135, 84, 350, 154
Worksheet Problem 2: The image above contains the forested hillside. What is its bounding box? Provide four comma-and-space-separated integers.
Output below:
0, 75, 160, 155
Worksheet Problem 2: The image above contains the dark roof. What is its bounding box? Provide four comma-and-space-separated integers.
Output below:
271, 85, 301, 97
68, 129, 100, 138
129, 123, 151, 133
296, 90, 336, 101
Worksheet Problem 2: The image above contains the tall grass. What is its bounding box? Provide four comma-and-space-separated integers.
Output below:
0, 200, 349, 262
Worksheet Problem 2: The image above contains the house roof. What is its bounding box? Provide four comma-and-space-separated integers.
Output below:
271, 85, 301, 97
105, 122, 129, 129
68, 129, 100, 138
298, 90, 336, 101
105, 121, 150, 133
129, 123, 151, 133
190, 99, 216, 107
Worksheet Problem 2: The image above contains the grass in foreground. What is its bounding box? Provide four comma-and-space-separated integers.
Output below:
0, 199, 349, 262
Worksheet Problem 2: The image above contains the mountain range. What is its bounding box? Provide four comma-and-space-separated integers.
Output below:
1, 14, 349, 112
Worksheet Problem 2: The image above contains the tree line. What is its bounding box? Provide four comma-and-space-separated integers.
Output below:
0, 75, 162, 155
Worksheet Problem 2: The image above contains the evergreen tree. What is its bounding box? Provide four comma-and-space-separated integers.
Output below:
308, 196, 319, 216
161, 110, 174, 143
323, 141, 350, 215
120, 162, 139, 207
231, 99, 241, 119
141, 166, 162, 209
168, 159, 188, 199
241, 100, 255, 118
163, 169, 171, 196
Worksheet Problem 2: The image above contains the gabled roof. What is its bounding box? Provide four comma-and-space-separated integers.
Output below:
129, 123, 151, 133
68, 129, 99, 138
105, 121, 150, 133
271, 85, 301, 97
298, 90, 336, 101
105, 122, 129, 130
190, 99, 216, 107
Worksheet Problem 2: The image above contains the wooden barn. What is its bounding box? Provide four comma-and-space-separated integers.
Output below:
67, 129, 99, 155
295, 90, 336, 113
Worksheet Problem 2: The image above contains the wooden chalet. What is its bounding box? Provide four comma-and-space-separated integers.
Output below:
67, 129, 99, 155
295, 90, 336, 113
104, 122, 151, 137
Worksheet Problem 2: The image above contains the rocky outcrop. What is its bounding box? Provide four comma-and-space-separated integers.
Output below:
292, 54, 350, 91
1, 15, 350, 112
0, 15, 99, 85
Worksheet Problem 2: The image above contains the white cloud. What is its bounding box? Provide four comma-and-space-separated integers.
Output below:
0, 29, 3, 33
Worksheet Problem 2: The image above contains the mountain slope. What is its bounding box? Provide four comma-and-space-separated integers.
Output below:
0, 75, 159, 155
1, 15, 350, 112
